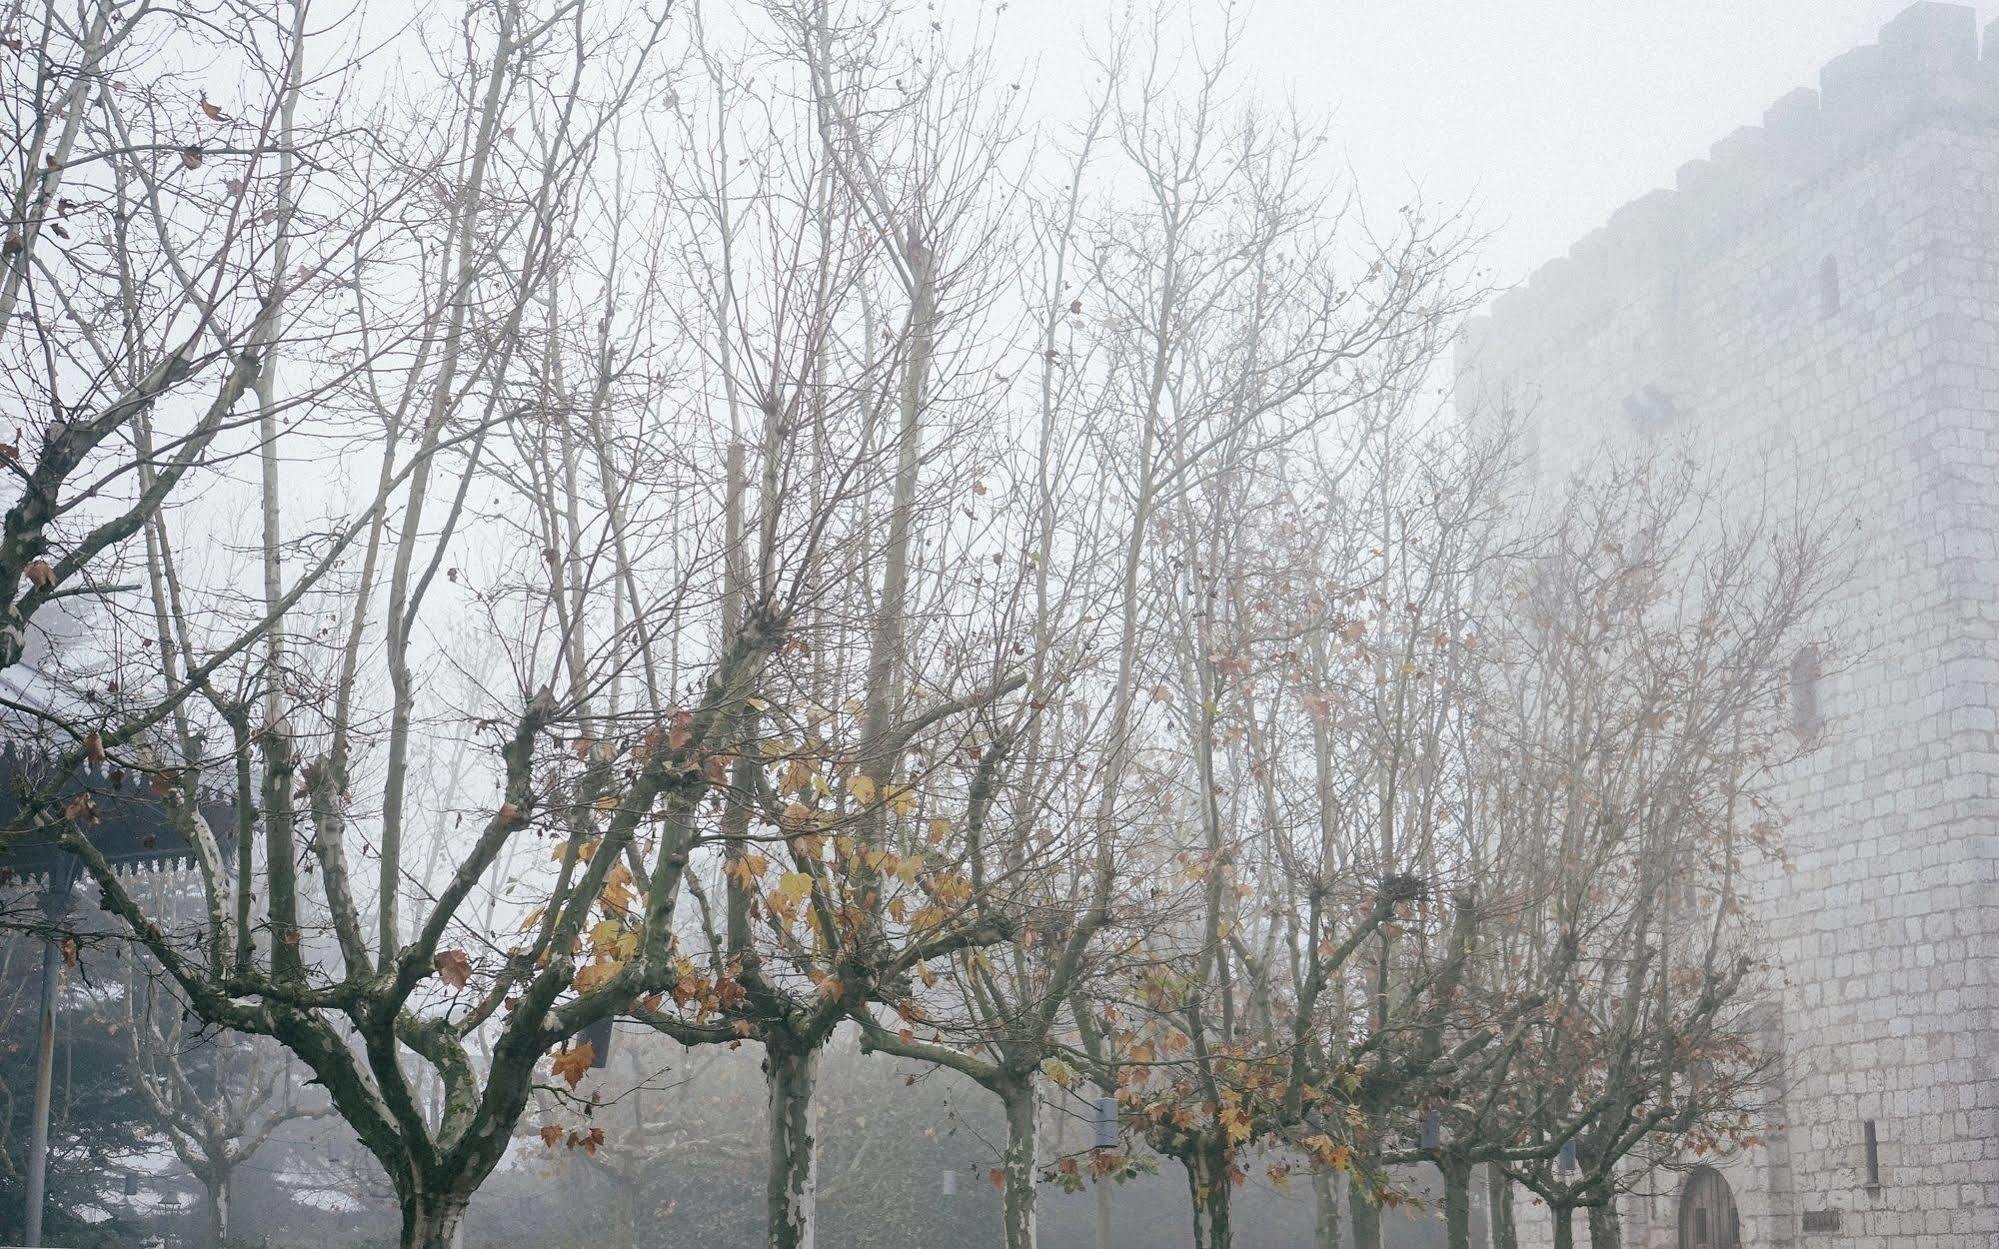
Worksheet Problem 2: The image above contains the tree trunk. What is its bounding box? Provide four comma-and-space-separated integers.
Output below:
1348, 1173, 1381, 1249
1310, 1168, 1343, 1249
766, 1044, 819, 1249
207, 1168, 230, 1248
1587, 1202, 1621, 1249
1486, 1165, 1516, 1249
1441, 1156, 1473, 1249
1000, 1082, 1039, 1249
400, 1191, 467, 1249
1183, 1141, 1233, 1249
1551, 1204, 1575, 1249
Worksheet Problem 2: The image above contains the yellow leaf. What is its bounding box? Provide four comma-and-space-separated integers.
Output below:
849, 775, 877, 806
1220, 1105, 1253, 1145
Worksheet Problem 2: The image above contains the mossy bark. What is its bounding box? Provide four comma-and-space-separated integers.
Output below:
765, 1044, 819, 1249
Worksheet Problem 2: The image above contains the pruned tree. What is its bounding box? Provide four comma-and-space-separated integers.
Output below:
1442, 458, 1841, 1249
117, 946, 326, 1248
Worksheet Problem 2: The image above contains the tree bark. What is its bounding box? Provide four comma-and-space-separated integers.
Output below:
1311, 1168, 1343, 1249
207, 1167, 230, 1248
766, 1044, 819, 1249
1441, 1156, 1473, 1249
999, 1082, 1039, 1249
1551, 1205, 1575, 1249
1487, 1165, 1516, 1249
1182, 1142, 1233, 1249
1348, 1174, 1382, 1249
1587, 1202, 1621, 1249
400, 1191, 467, 1249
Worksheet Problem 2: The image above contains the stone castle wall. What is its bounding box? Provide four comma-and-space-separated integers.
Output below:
1458, 4, 1999, 1247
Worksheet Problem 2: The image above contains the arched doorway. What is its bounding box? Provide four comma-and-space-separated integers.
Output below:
1678, 1166, 1742, 1249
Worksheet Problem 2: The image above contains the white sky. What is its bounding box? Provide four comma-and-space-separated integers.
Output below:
991, 0, 1972, 296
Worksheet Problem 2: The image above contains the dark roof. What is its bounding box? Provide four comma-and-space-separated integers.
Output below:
0, 744, 236, 889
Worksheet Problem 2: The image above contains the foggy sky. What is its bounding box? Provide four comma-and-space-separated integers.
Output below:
993, 0, 1960, 297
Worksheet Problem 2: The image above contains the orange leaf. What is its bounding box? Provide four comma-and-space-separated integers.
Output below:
82, 732, 104, 765
24, 560, 54, 589
539, 1124, 563, 1148
551, 1042, 594, 1088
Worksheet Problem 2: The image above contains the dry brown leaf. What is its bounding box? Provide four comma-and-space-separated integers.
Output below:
433, 949, 473, 989
551, 1042, 594, 1088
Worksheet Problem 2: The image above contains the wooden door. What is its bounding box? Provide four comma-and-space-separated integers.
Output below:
1678, 1167, 1742, 1249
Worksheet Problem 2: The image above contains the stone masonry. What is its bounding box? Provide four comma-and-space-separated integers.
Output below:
1457, 4, 1999, 1246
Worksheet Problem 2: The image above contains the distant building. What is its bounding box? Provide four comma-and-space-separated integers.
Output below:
1458, 4, 1999, 1247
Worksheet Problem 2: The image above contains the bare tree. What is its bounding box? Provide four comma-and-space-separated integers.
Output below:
117, 943, 327, 1248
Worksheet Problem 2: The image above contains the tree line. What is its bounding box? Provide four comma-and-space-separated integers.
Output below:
0, 2, 1841, 1248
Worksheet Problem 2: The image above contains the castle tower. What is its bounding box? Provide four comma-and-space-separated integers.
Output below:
1457, 4, 1999, 1246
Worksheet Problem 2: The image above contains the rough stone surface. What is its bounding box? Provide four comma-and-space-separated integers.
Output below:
1457, 5, 1999, 1246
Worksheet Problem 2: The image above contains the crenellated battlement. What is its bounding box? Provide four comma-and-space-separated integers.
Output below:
1463, 2, 1996, 359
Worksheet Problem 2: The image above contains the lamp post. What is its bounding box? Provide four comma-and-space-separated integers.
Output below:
21, 853, 79, 1249
1092, 1097, 1117, 1249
